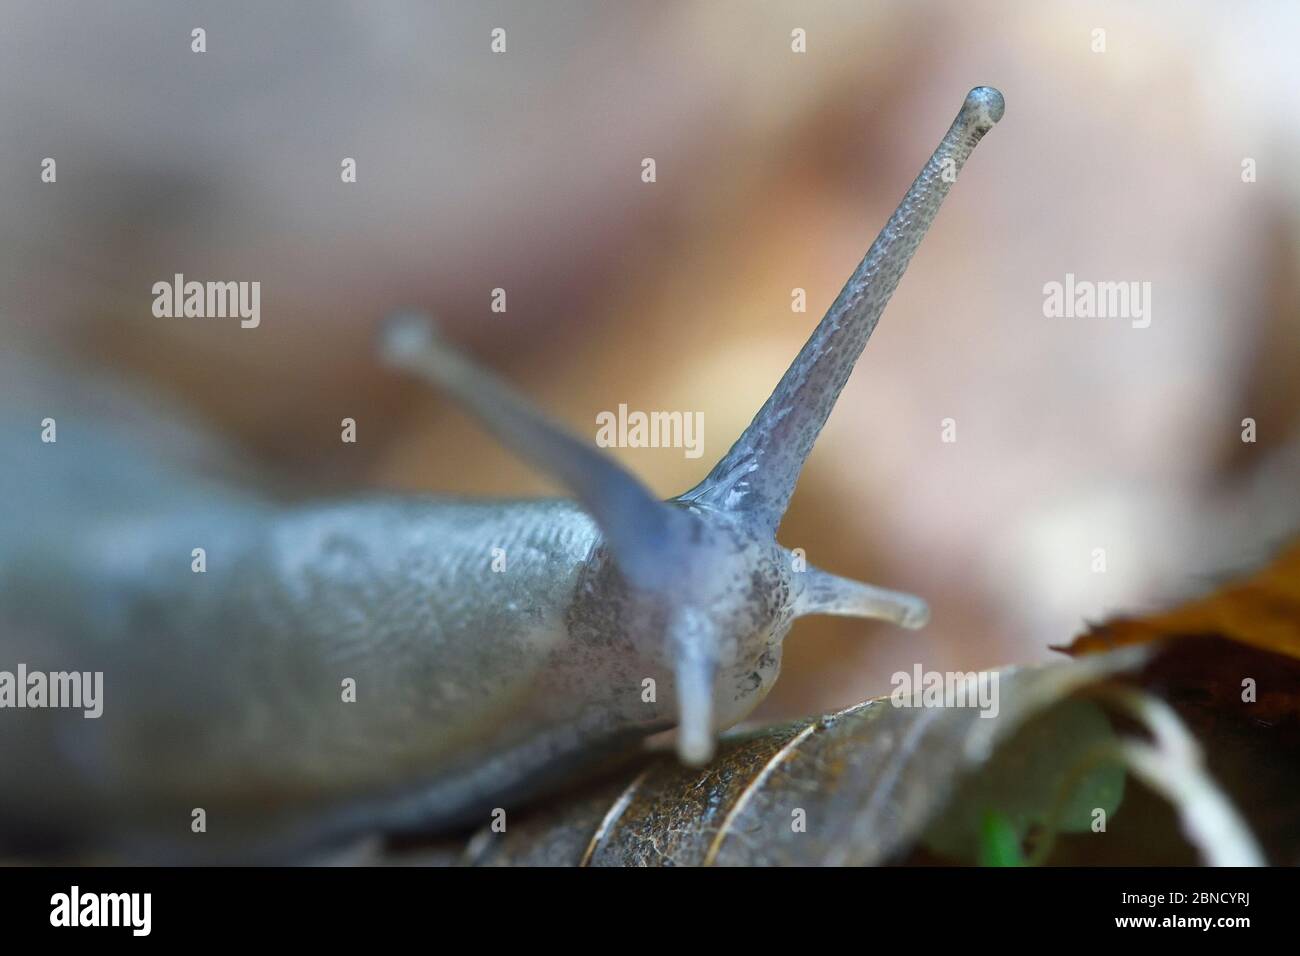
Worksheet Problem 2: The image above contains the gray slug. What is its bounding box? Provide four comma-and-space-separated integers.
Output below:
0, 87, 1003, 861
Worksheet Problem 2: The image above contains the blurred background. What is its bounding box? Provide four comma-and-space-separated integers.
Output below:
3, 0, 1298, 722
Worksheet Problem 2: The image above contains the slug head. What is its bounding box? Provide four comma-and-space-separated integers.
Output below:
382, 87, 1002, 766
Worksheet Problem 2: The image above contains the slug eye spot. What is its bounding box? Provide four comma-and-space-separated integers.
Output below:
963, 85, 1005, 130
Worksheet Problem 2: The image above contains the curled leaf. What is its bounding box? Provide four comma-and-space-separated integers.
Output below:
1062, 540, 1300, 661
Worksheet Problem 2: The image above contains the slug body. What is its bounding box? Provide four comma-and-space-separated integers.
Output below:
0, 89, 1002, 860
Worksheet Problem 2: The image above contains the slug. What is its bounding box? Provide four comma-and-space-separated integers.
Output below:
0, 87, 1003, 861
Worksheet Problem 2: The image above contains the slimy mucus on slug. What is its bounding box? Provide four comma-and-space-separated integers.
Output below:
0, 87, 1003, 861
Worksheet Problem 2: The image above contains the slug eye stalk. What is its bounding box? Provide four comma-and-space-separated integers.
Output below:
380, 313, 684, 591
677, 86, 1005, 531
381, 87, 1003, 766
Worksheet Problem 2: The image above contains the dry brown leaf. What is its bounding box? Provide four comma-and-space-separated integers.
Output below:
1060, 540, 1300, 662
384, 649, 1151, 867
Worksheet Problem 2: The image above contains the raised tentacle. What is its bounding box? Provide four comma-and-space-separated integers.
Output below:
678, 87, 1004, 531
379, 313, 684, 589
